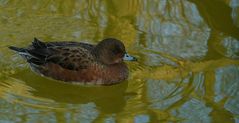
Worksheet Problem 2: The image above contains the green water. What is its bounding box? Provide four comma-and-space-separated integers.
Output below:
0, 0, 239, 123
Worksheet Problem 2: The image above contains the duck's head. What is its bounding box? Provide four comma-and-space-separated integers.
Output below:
93, 38, 137, 65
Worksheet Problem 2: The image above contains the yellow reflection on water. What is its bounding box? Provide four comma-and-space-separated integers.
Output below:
0, 0, 239, 122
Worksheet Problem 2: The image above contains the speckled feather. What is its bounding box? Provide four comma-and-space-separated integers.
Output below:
26, 38, 95, 71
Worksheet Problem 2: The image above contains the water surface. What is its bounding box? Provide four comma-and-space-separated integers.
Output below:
0, 0, 239, 122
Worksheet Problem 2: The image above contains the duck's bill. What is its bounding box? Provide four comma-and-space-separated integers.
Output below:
123, 53, 137, 61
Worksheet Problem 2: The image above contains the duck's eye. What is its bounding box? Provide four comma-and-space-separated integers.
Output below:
112, 46, 122, 55
112, 49, 119, 54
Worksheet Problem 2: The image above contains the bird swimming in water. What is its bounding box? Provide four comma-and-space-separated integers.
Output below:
9, 38, 137, 85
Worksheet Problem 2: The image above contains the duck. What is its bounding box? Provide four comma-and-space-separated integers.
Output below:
9, 38, 137, 85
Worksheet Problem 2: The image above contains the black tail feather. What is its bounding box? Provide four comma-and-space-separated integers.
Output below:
9, 38, 48, 66
27, 57, 45, 65
8, 46, 26, 53
32, 37, 46, 49
9, 46, 45, 65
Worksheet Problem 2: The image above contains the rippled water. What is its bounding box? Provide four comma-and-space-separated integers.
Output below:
0, 0, 239, 122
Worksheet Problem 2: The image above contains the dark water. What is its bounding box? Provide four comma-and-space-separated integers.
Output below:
0, 0, 239, 122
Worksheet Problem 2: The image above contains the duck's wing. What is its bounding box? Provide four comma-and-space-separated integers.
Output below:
45, 41, 94, 51
9, 38, 95, 70
31, 38, 95, 51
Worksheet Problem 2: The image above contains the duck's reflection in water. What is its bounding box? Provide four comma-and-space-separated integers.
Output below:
9, 69, 128, 121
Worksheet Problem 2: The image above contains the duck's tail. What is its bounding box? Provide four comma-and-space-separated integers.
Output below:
8, 37, 45, 53
8, 46, 26, 53
8, 46, 33, 61
8, 46, 29, 57
9, 38, 50, 66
